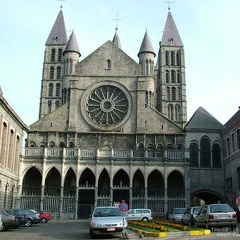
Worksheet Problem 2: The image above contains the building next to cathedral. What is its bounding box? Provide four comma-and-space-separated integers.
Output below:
0, 88, 28, 209
0, 7, 234, 219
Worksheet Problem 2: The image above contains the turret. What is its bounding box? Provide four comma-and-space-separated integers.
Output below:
63, 30, 81, 75
138, 30, 155, 76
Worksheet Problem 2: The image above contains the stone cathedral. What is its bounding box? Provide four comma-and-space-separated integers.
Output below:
18, 8, 225, 218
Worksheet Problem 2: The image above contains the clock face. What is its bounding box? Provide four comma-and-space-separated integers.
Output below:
81, 81, 132, 131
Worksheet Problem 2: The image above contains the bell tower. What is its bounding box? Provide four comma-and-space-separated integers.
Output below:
39, 10, 68, 119
156, 10, 187, 127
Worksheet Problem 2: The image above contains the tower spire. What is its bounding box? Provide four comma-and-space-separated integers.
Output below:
58, 0, 66, 9
165, 1, 173, 11
112, 12, 123, 49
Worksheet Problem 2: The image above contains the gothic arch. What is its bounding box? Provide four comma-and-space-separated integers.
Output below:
147, 170, 164, 197
191, 190, 223, 204
64, 167, 76, 196
98, 169, 110, 196
167, 170, 184, 198
79, 168, 95, 187
44, 167, 61, 196
113, 169, 129, 187
22, 166, 42, 195
132, 169, 144, 197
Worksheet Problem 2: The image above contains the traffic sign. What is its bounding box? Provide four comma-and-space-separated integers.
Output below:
236, 196, 240, 206
119, 202, 129, 212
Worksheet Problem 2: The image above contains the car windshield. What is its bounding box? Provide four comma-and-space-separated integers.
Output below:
193, 207, 201, 213
93, 208, 121, 217
210, 205, 234, 213
174, 209, 185, 214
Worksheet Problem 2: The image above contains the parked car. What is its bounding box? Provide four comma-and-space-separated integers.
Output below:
31, 210, 51, 223
4, 209, 28, 226
235, 206, 240, 223
89, 206, 128, 238
182, 206, 202, 226
0, 209, 19, 231
195, 204, 237, 230
125, 209, 153, 221
12, 209, 41, 226
168, 208, 186, 223
0, 215, 3, 231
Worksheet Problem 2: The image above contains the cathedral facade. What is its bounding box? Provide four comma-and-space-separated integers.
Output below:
17, 9, 225, 218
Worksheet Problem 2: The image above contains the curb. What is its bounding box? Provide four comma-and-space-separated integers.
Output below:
128, 226, 211, 238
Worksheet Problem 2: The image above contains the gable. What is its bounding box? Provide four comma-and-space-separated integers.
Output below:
76, 40, 141, 76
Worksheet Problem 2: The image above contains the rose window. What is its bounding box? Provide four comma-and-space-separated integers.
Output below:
86, 85, 129, 126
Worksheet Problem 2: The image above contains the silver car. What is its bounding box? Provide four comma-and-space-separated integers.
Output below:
89, 206, 128, 238
182, 206, 202, 226
168, 208, 186, 223
195, 204, 237, 230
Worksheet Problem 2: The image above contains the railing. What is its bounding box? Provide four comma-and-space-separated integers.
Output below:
24, 147, 189, 160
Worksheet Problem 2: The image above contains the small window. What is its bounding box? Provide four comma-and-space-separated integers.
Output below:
51, 49, 56, 62
56, 83, 60, 97
48, 83, 53, 97
106, 59, 112, 69
50, 67, 54, 79
165, 51, 169, 65
58, 49, 62, 62
56, 66, 61, 79
172, 87, 176, 100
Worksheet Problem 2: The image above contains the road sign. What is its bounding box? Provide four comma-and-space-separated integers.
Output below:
119, 202, 129, 212
236, 196, 240, 206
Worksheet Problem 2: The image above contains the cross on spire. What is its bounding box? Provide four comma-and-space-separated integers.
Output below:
165, 0, 173, 11
112, 12, 123, 32
58, 0, 66, 9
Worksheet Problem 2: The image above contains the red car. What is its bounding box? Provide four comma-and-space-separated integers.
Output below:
39, 212, 51, 223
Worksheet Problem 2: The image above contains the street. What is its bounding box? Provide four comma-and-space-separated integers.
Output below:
0, 220, 239, 240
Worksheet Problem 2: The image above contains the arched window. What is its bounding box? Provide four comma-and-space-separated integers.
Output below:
177, 70, 180, 83
168, 104, 174, 120
47, 101, 52, 113
176, 51, 180, 66
51, 49, 55, 62
175, 104, 180, 121
49, 141, 55, 147
165, 51, 169, 65
107, 59, 111, 69
56, 66, 61, 79
212, 143, 222, 168
57, 49, 62, 62
190, 142, 198, 167
172, 87, 176, 100
171, 51, 175, 66
171, 70, 175, 83
200, 138, 211, 168
55, 101, 59, 108
30, 141, 36, 147
48, 83, 53, 96
50, 67, 54, 79
167, 87, 170, 100
166, 70, 169, 83
56, 83, 60, 97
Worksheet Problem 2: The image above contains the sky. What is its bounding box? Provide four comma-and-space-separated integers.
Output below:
0, 0, 239, 126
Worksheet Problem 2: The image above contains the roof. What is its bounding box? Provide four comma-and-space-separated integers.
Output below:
138, 30, 155, 57
223, 108, 240, 129
45, 10, 68, 45
161, 11, 183, 47
63, 30, 81, 56
185, 106, 223, 130
112, 28, 122, 50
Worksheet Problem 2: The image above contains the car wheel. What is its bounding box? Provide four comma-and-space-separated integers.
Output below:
142, 217, 148, 222
205, 221, 209, 229
25, 219, 33, 227
89, 229, 96, 239
41, 218, 48, 223
0, 223, 6, 231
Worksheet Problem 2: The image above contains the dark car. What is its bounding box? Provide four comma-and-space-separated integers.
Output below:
235, 206, 240, 222
0, 209, 19, 231
5, 209, 28, 226
12, 209, 41, 226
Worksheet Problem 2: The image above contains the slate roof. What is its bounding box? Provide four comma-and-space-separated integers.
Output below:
63, 30, 81, 56
224, 108, 240, 128
161, 11, 183, 47
46, 10, 68, 45
185, 106, 223, 130
112, 28, 122, 50
138, 30, 155, 57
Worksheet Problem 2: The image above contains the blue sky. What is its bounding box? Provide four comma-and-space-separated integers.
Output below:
0, 0, 239, 126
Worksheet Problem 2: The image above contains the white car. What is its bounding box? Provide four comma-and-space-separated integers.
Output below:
125, 209, 153, 221
89, 206, 128, 238
168, 208, 186, 223
0, 215, 3, 231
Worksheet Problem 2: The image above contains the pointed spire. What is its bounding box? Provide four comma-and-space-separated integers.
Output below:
63, 30, 81, 56
46, 10, 68, 45
138, 30, 155, 57
161, 11, 183, 47
112, 28, 122, 49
